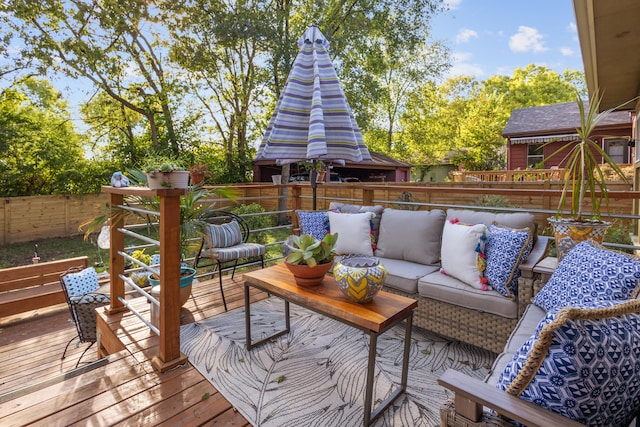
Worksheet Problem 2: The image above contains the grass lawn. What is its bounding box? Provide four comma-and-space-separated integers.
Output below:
0, 228, 291, 270
0, 235, 109, 270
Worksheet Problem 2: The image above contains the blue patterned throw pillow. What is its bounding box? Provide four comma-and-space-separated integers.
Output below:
533, 241, 640, 312
485, 224, 533, 299
297, 210, 329, 241
205, 220, 242, 248
62, 267, 100, 297
496, 299, 640, 426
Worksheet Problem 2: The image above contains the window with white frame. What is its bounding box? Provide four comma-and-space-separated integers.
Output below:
527, 143, 544, 168
604, 137, 629, 164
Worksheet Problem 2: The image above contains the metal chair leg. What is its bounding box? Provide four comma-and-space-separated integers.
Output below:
217, 260, 227, 311
61, 335, 78, 360
75, 341, 96, 368
231, 259, 240, 279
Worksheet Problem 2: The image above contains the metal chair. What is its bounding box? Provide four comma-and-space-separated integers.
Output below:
193, 212, 266, 311
59, 266, 110, 368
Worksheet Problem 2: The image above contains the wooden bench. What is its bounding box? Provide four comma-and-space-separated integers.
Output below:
0, 256, 90, 318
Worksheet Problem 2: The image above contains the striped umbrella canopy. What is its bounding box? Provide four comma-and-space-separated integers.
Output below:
255, 25, 371, 208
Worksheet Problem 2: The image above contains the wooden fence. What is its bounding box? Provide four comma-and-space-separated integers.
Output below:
1, 180, 637, 244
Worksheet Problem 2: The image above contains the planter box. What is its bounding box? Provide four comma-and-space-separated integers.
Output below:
146, 170, 189, 189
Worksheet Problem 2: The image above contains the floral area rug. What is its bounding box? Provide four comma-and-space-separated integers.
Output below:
180, 298, 495, 427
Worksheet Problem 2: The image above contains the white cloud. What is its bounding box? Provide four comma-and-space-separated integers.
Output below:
456, 28, 478, 43
567, 22, 577, 32
560, 47, 574, 56
446, 51, 483, 78
444, 0, 463, 10
509, 26, 548, 53
449, 62, 484, 78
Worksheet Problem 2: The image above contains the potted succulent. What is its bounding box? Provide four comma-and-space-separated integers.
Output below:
284, 233, 338, 286
143, 157, 189, 189
545, 89, 630, 260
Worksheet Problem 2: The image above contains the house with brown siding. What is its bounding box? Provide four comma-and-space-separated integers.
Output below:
502, 101, 633, 170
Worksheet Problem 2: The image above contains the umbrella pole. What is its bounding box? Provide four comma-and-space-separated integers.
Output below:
311, 160, 318, 211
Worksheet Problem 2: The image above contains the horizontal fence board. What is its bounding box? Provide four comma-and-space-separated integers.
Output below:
1, 181, 636, 245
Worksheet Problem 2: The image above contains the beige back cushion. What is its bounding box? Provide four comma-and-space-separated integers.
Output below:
446, 209, 537, 238
375, 208, 446, 265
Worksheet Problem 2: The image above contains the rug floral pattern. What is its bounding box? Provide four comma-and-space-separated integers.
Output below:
181, 298, 494, 427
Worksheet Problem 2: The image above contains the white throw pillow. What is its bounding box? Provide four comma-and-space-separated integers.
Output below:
440, 220, 488, 289
328, 211, 374, 256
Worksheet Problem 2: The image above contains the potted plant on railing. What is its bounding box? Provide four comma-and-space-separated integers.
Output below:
143, 157, 189, 189
188, 163, 210, 185
545, 89, 630, 260
283, 233, 338, 286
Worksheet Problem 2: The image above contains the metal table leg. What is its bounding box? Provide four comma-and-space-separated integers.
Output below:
364, 312, 413, 425
245, 285, 290, 350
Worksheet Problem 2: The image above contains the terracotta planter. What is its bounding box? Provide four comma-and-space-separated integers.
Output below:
146, 170, 190, 189
548, 217, 611, 261
190, 171, 205, 185
284, 260, 334, 286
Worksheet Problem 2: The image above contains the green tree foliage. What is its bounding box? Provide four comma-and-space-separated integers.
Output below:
0, 78, 95, 195
400, 65, 584, 172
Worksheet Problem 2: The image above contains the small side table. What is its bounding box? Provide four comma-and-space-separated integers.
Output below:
532, 256, 558, 296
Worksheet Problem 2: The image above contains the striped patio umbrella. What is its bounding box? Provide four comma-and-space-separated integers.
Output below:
255, 24, 371, 209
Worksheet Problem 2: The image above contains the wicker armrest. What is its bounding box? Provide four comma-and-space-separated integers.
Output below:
438, 369, 583, 427
519, 236, 551, 279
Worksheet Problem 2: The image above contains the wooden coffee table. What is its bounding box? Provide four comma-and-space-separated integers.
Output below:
243, 263, 417, 426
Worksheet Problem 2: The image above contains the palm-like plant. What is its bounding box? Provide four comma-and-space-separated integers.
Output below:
546, 89, 629, 221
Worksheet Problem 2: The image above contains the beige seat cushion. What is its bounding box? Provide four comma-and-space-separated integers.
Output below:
377, 257, 439, 294
418, 271, 518, 318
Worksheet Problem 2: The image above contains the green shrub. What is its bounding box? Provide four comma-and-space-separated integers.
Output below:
231, 203, 275, 244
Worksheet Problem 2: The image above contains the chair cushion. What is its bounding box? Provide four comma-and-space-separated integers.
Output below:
375, 208, 446, 265
63, 267, 100, 297
484, 224, 533, 299
296, 210, 329, 240
440, 219, 488, 290
328, 211, 375, 256
496, 299, 640, 426
533, 241, 640, 312
206, 243, 266, 262
205, 220, 243, 248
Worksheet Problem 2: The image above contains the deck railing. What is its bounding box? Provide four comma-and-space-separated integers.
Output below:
99, 180, 640, 372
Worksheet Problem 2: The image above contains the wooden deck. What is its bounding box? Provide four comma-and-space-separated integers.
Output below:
0, 270, 268, 426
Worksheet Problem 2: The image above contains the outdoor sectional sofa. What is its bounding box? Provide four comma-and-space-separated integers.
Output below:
315, 202, 550, 355
439, 240, 640, 426
299, 203, 640, 425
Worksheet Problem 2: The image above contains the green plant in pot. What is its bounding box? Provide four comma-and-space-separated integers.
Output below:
143, 156, 189, 189
284, 233, 338, 286
544, 89, 630, 260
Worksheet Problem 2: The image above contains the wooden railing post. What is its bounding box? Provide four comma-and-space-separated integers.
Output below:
105, 192, 126, 314
153, 189, 188, 372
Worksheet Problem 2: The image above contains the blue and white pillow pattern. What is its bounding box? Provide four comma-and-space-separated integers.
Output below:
484, 224, 533, 298
533, 241, 640, 312
63, 267, 100, 297
496, 300, 640, 426
297, 211, 329, 241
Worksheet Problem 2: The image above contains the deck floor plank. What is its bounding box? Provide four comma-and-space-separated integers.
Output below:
0, 269, 266, 425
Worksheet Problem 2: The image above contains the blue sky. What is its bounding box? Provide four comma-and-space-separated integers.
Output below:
431, 0, 584, 80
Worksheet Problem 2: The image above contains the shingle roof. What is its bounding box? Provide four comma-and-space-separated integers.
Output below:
502, 101, 632, 137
